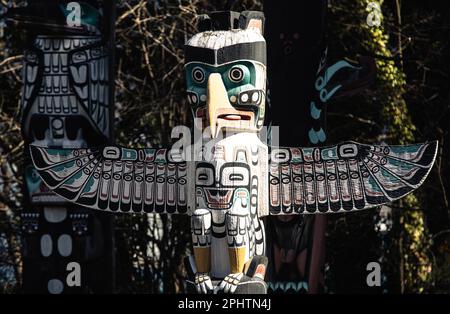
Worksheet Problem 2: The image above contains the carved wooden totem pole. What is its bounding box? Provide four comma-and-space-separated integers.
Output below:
28, 10, 437, 295
5, 0, 116, 293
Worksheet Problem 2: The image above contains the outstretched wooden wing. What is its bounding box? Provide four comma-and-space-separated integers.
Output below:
268, 141, 438, 215
30, 145, 189, 214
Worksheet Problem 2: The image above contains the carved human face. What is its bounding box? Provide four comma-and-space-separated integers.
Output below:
195, 162, 250, 211
185, 28, 267, 138
186, 60, 266, 138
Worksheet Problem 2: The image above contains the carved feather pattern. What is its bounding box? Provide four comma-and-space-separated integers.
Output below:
268, 141, 438, 215
30, 140, 437, 216
30, 145, 188, 214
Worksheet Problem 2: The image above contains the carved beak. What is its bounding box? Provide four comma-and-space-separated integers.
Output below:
207, 73, 230, 138
207, 73, 253, 138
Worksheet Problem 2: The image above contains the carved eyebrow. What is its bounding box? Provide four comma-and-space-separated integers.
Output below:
185, 42, 266, 66
220, 166, 250, 176
197, 173, 209, 180
229, 173, 244, 181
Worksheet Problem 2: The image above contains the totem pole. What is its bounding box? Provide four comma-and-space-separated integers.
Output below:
264, 0, 376, 293
5, 0, 116, 293
28, 10, 437, 295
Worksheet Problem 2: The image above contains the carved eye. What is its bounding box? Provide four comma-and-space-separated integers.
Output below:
27, 168, 40, 183
196, 167, 214, 186
73, 51, 87, 63
192, 67, 205, 83
31, 170, 39, 180
228, 66, 244, 83
25, 51, 38, 63
91, 48, 102, 58
229, 173, 244, 181
221, 166, 249, 187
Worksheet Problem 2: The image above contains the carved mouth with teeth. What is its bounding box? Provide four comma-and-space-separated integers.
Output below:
204, 188, 234, 209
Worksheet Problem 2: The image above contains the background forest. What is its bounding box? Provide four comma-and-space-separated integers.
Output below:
0, 0, 449, 293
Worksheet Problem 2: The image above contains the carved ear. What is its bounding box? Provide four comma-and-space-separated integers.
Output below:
209, 11, 240, 30
197, 11, 265, 33
240, 11, 265, 35
197, 14, 212, 32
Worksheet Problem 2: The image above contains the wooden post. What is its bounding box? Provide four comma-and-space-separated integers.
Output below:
9, 0, 116, 293
264, 0, 328, 294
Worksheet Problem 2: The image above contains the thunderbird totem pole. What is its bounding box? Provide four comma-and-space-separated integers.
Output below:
5, 0, 116, 293
29, 10, 437, 294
